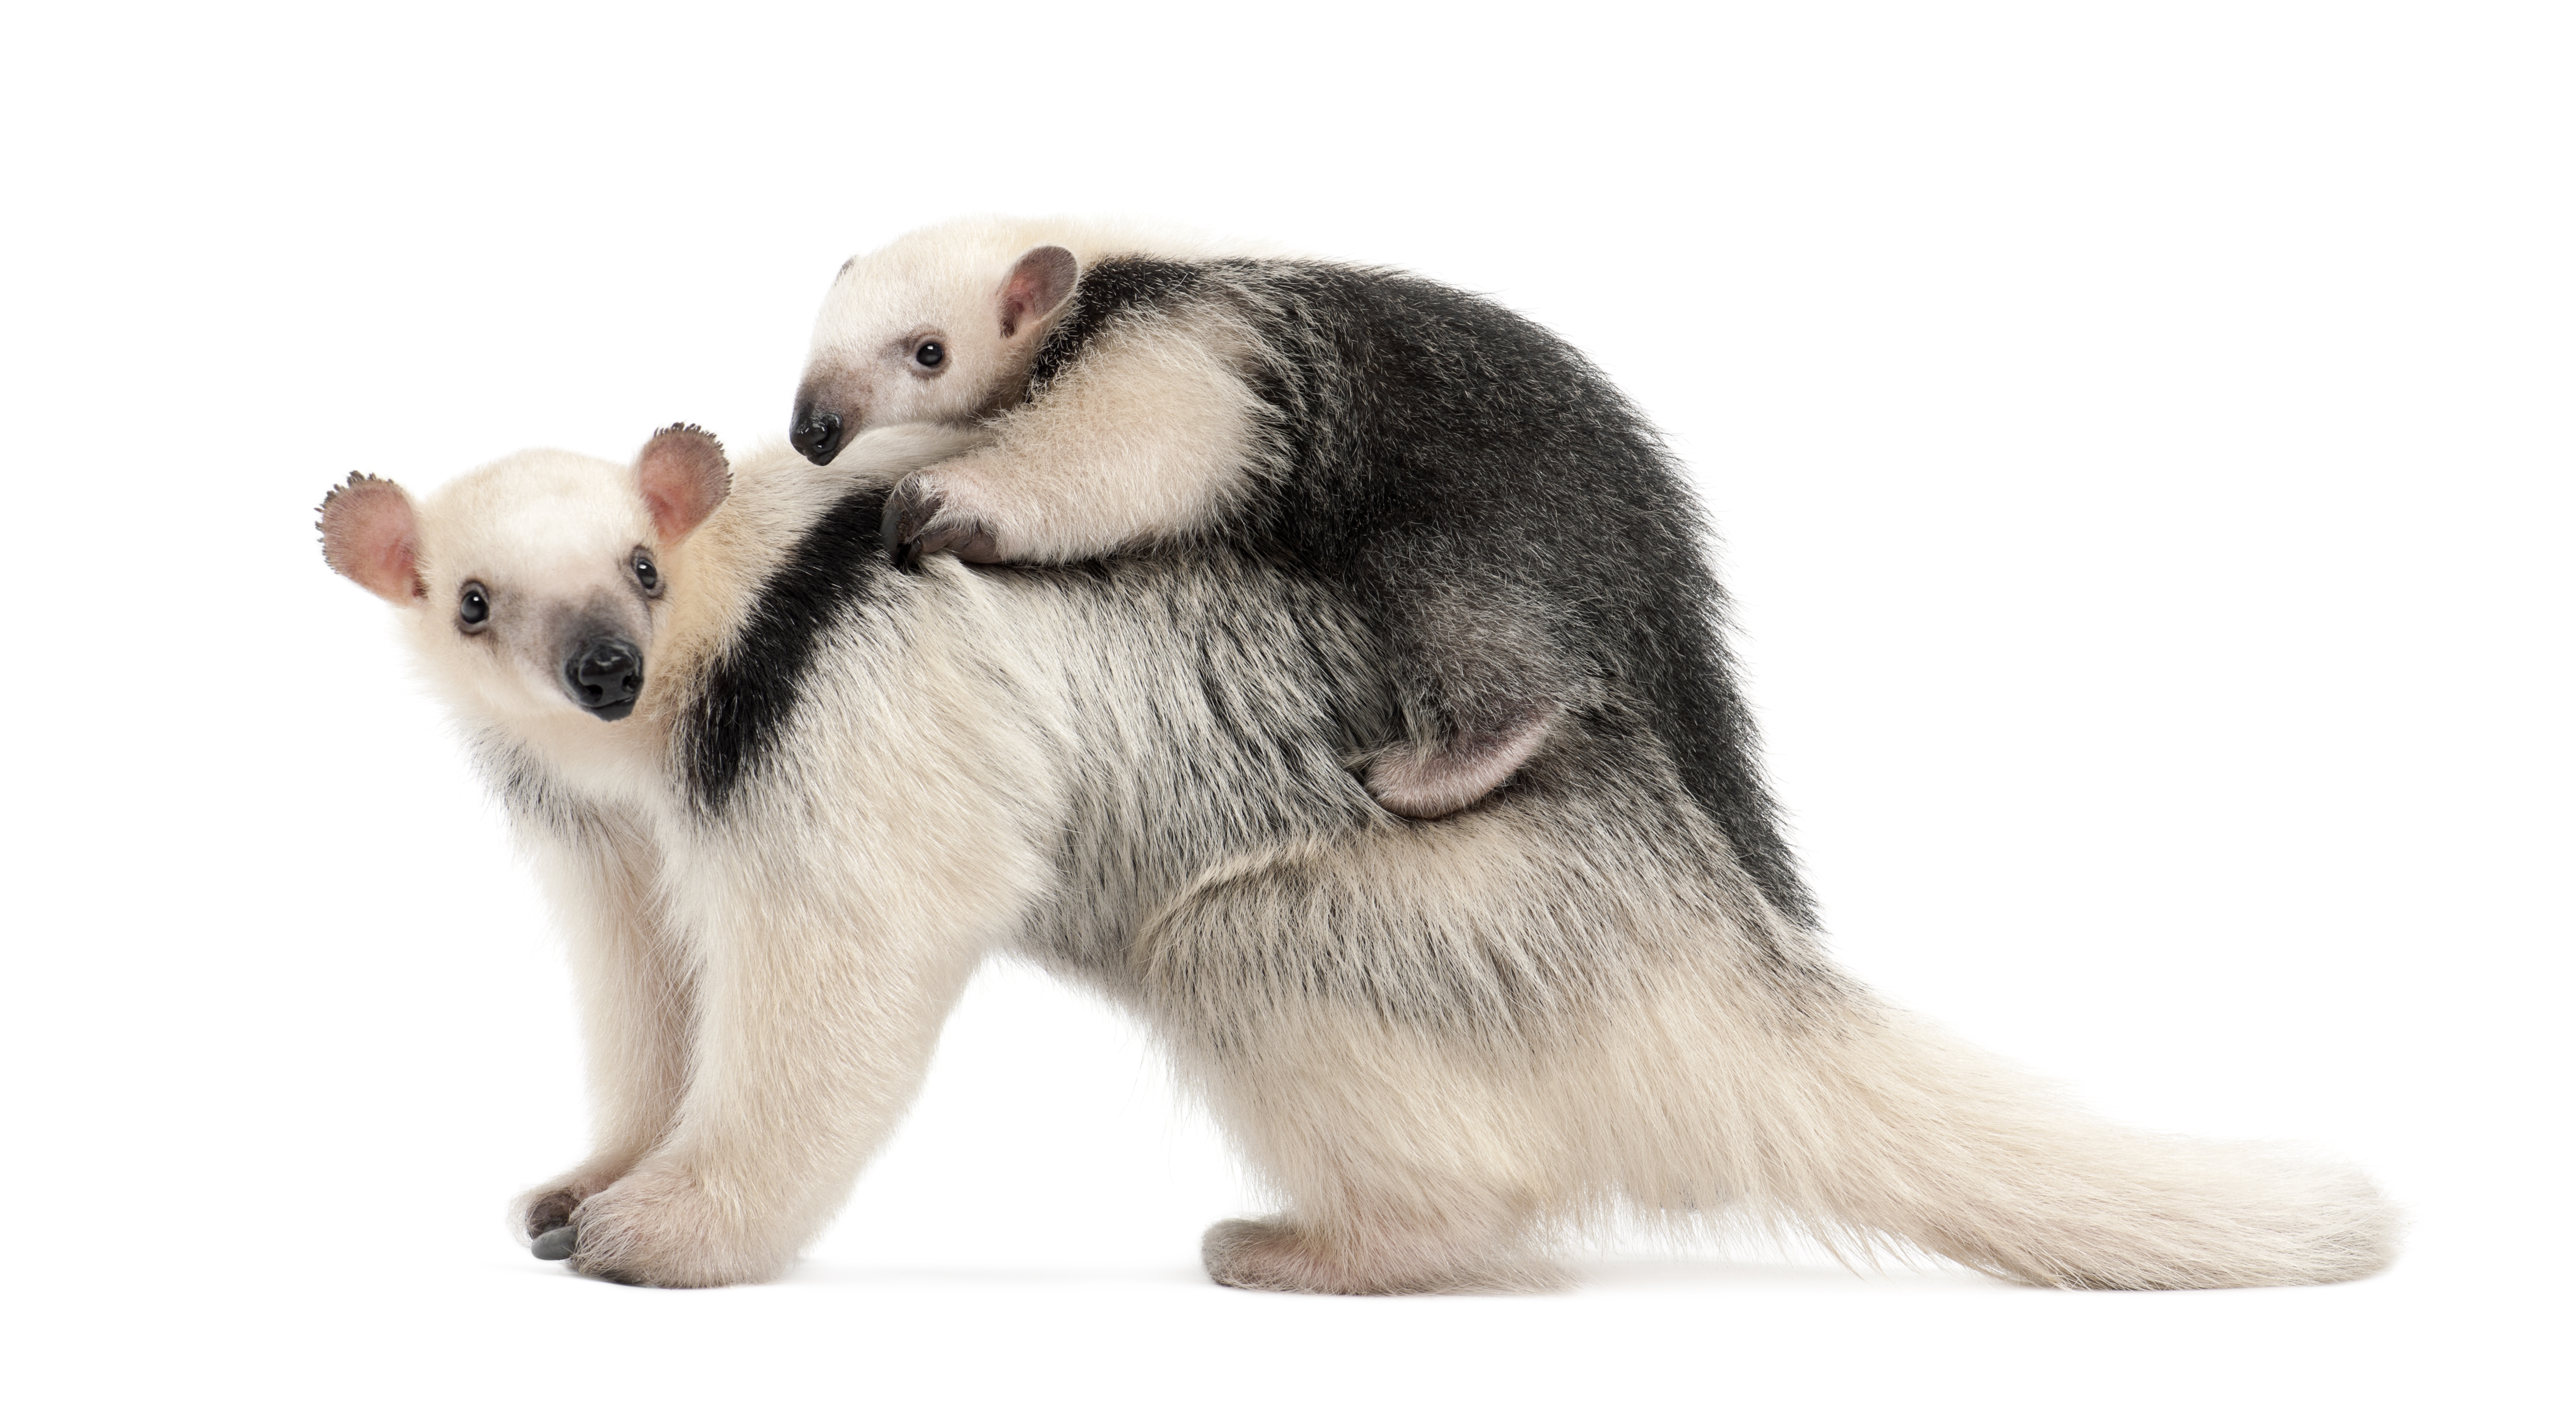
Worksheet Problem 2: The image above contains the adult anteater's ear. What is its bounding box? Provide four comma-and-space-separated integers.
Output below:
317, 473, 424, 603
637, 423, 730, 543
996, 245, 1078, 339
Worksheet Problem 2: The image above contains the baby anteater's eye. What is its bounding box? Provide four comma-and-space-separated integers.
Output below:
632, 551, 660, 594
459, 582, 491, 629
913, 341, 945, 370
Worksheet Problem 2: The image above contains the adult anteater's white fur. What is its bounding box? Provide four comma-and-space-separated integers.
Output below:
319, 429, 2397, 1293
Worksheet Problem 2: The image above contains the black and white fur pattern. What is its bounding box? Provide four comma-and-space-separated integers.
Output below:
793, 219, 1791, 848
321, 426, 2396, 1292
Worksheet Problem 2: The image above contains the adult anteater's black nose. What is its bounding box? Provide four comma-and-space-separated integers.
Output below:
790, 396, 845, 465
564, 637, 643, 721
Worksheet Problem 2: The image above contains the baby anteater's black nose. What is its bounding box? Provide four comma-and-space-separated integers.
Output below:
789, 397, 845, 465
564, 637, 643, 721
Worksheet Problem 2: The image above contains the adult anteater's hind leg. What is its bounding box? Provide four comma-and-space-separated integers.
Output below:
1200, 1216, 1562, 1297
1130, 806, 1704, 1296
1182, 1020, 1573, 1295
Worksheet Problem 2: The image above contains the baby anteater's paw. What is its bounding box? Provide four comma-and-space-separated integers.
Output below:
882, 470, 1003, 571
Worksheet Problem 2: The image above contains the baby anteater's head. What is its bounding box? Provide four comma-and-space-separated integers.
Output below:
791, 218, 1081, 465
318, 425, 730, 728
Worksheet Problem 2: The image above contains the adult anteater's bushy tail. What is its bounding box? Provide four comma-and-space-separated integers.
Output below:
1607, 982, 2400, 1288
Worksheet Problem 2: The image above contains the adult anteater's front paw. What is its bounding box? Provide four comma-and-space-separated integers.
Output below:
559, 1164, 789, 1288
512, 1160, 632, 1246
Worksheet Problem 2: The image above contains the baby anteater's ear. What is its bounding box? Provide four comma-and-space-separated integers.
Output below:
317, 473, 424, 603
996, 245, 1078, 339
636, 423, 730, 543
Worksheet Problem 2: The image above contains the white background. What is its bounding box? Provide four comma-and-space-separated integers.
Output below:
2, 2, 2566, 1410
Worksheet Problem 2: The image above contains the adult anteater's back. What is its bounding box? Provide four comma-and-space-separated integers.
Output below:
1194, 260, 1818, 927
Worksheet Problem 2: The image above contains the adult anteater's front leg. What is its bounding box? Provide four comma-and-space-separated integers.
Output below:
511, 823, 694, 1254
555, 846, 1006, 1288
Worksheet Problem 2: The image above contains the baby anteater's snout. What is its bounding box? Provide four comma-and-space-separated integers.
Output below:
564, 637, 643, 720
788, 394, 845, 465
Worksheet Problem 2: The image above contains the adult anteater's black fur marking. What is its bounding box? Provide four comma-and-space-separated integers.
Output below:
1028, 257, 1818, 928
682, 486, 897, 811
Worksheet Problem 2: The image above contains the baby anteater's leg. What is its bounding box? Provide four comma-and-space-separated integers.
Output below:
1357, 562, 1581, 820
1363, 704, 1556, 820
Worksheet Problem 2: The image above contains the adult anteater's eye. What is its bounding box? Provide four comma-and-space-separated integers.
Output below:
459, 582, 490, 629
633, 552, 660, 593
914, 341, 944, 370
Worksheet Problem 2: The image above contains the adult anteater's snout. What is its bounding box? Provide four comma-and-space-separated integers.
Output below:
564, 637, 643, 721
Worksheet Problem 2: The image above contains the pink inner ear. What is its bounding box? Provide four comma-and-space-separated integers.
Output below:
319, 476, 423, 602
997, 246, 1078, 338
637, 424, 732, 542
